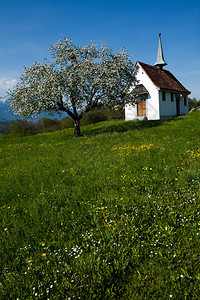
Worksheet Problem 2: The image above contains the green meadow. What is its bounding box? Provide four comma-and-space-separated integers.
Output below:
0, 112, 200, 299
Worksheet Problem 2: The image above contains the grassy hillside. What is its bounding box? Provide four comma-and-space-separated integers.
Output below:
0, 113, 200, 299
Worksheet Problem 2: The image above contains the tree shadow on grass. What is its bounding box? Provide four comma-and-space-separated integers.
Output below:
82, 116, 185, 137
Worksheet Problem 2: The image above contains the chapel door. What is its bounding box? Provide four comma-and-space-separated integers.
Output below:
137, 100, 146, 117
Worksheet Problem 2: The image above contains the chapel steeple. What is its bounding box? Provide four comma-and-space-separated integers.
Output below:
154, 33, 167, 69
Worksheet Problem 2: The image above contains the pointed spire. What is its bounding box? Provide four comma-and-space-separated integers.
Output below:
154, 33, 167, 69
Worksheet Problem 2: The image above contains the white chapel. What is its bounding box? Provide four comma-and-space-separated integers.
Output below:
125, 34, 191, 121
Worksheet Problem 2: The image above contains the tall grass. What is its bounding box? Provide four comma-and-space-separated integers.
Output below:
0, 112, 200, 299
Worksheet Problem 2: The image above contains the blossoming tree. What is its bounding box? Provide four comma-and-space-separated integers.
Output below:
8, 38, 136, 136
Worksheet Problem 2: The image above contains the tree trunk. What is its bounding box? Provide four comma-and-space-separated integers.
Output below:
74, 119, 81, 137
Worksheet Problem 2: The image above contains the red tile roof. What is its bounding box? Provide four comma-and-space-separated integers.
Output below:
137, 61, 191, 94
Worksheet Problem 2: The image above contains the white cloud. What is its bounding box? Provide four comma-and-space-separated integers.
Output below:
0, 77, 17, 90
0, 77, 18, 97
0, 97, 8, 102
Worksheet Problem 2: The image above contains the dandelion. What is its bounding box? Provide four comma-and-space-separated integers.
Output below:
47, 261, 50, 264
28, 260, 32, 263
42, 243, 45, 247
42, 253, 46, 257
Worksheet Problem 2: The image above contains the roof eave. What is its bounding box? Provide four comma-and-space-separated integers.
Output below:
136, 62, 191, 95
159, 88, 191, 95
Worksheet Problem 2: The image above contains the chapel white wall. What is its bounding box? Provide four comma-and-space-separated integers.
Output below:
125, 63, 160, 121
159, 92, 189, 118
159, 91, 176, 118
125, 103, 137, 121
179, 96, 189, 115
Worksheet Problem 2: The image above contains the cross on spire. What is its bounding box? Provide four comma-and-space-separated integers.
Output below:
154, 33, 167, 69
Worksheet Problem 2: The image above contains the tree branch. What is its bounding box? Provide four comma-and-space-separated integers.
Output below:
57, 94, 75, 120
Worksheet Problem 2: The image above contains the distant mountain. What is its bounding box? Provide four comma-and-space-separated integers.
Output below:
0, 97, 20, 121
0, 97, 67, 122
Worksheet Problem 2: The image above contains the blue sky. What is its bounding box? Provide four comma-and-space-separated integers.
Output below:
0, 0, 199, 99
